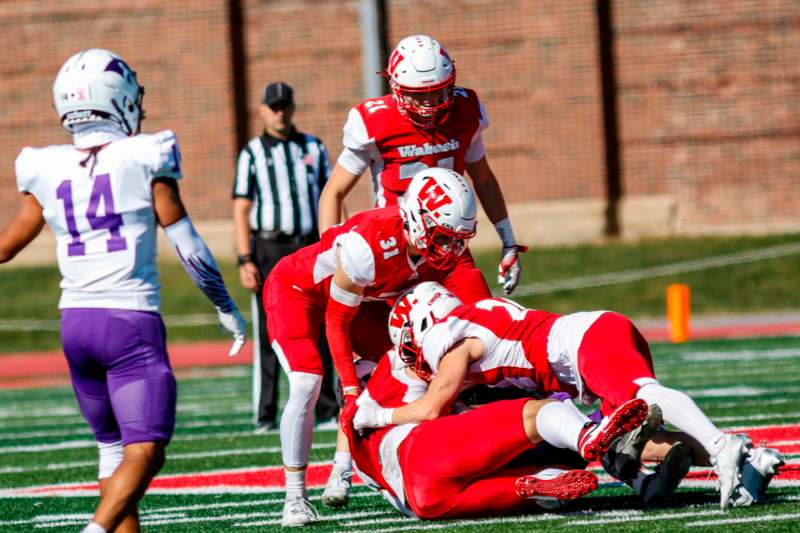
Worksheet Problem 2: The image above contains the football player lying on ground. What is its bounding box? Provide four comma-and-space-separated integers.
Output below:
262, 168, 480, 526
0, 49, 246, 533
340, 349, 621, 520
357, 282, 783, 509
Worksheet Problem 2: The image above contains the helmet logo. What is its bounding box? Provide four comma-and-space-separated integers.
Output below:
388, 50, 405, 76
389, 296, 415, 330
104, 58, 135, 84
417, 177, 452, 213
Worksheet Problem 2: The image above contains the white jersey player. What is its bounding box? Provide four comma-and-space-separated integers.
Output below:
0, 49, 246, 533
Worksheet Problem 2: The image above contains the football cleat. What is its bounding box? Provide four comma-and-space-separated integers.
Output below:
732, 446, 785, 506
602, 403, 663, 481
639, 441, 692, 506
321, 465, 353, 507
516, 469, 598, 502
711, 433, 752, 510
578, 398, 649, 462
281, 496, 318, 527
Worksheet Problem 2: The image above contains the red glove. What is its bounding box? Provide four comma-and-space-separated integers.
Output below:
339, 394, 359, 441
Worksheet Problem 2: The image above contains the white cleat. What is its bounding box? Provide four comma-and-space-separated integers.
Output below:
733, 446, 785, 506
711, 433, 752, 510
321, 465, 353, 507
281, 496, 318, 527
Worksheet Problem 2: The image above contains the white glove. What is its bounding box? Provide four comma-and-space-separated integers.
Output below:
354, 401, 394, 432
497, 244, 528, 295
217, 307, 247, 356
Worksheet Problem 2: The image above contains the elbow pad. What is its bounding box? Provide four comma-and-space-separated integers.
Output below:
164, 216, 235, 313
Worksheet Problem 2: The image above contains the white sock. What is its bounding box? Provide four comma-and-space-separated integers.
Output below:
536, 400, 591, 451
333, 451, 352, 471
636, 383, 725, 457
285, 469, 307, 500
81, 523, 107, 533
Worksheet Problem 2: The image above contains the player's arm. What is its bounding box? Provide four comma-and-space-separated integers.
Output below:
153, 178, 247, 356
318, 163, 362, 233
325, 259, 365, 396
465, 155, 526, 295
0, 193, 45, 264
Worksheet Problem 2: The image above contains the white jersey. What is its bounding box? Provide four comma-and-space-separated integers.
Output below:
15, 130, 182, 311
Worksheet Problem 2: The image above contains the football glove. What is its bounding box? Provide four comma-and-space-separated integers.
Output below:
217, 307, 247, 356
497, 244, 528, 295
353, 400, 394, 433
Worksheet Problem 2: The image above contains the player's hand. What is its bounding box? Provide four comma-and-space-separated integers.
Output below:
239, 262, 260, 292
353, 400, 394, 432
217, 307, 247, 356
497, 245, 528, 295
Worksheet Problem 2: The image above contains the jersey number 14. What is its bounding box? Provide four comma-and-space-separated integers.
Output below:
56, 174, 127, 257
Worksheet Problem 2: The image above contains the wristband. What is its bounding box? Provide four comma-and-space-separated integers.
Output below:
494, 217, 516, 248
237, 253, 254, 266
379, 407, 395, 427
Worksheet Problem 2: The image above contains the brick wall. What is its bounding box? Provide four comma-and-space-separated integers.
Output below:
1, 0, 798, 236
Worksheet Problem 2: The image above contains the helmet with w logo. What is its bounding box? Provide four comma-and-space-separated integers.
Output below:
399, 167, 477, 269
388, 282, 462, 380
386, 34, 456, 129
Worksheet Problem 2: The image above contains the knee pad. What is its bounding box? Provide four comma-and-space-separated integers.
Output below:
287, 371, 323, 398
97, 440, 124, 479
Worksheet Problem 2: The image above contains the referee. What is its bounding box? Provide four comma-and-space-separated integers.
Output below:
232, 81, 339, 432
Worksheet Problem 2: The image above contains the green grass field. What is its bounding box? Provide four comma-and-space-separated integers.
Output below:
1, 335, 799, 531
1, 232, 799, 353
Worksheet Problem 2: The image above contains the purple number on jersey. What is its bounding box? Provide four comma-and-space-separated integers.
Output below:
87, 173, 127, 253
56, 175, 128, 257
55, 180, 86, 256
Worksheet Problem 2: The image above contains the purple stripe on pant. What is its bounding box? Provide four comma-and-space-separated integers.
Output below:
61, 308, 176, 445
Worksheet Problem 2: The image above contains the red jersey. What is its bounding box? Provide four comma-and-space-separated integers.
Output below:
348, 350, 427, 505
268, 206, 446, 306
338, 87, 488, 206
420, 298, 569, 397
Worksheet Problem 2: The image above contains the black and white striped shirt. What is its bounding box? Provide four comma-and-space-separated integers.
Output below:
232, 130, 330, 235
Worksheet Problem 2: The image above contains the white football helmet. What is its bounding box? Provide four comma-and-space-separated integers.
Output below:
399, 167, 477, 269
388, 282, 462, 379
53, 49, 145, 135
386, 34, 456, 128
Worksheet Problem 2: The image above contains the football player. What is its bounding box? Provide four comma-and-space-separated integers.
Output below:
0, 49, 247, 533
319, 34, 525, 303
318, 32, 526, 506
360, 282, 778, 510
263, 167, 478, 526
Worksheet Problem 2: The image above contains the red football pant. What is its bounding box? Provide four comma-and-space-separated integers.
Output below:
398, 399, 543, 519
577, 312, 657, 416
442, 248, 491, 304
264, 276, 392, 374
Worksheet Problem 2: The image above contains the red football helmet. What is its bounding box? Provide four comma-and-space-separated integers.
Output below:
386, 34, 456, 129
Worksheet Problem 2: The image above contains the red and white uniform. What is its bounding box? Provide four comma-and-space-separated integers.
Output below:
420, 299, 657, 414
347, 350, 550, 520
263, 206, 447, 377
336, 88, 491, 303
337, 87, 487, 207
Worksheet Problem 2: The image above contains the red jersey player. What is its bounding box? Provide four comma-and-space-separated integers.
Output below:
365, 282, 774, 510
319, 34, 526, 303
263, 168, 477, 526
340, 348, 599, 520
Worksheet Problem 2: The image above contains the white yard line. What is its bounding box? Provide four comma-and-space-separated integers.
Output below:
685, 512, 800, 527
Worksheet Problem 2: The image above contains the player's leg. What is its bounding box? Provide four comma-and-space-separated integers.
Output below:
400, 399, 603, 519
265, 278, 324, 526
441, 249, 491, 304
